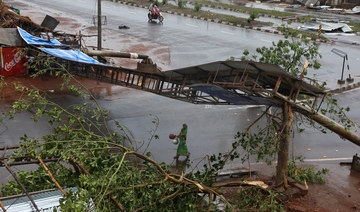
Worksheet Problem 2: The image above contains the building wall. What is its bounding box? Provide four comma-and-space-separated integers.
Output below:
326, 0, 360, 7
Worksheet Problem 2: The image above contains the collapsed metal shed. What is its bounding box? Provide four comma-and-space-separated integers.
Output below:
0, 188, 77, 212
153, 60, 325, 105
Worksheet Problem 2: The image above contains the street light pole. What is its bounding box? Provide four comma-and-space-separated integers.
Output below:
97, 0, 102, 50
331, 48, 352, 84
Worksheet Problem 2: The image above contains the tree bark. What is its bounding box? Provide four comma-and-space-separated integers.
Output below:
275, 102, 293, 188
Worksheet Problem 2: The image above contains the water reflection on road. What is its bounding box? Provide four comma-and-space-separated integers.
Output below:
99, 87, 265, 165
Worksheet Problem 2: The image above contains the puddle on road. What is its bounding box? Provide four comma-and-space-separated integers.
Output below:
89, 85, 134, 100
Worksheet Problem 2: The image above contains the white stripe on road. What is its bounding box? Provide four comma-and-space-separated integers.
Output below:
220, 30, 235, 35
186, 24, 197, 27
260, 39, 272, 43
303, 157, 353, 162
227, 105, 264, 110
128, 11, 136, 14
227, 107, 246, 110
247, 105, 264, 108
248, 157, 353, 165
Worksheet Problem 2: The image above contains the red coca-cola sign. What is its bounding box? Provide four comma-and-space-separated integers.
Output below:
1, 47, 27, 76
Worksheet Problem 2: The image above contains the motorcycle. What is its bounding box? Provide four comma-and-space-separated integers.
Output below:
148, 7, 164, 23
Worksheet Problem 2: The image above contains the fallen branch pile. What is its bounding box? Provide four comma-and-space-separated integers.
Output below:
0, 2, 46, 31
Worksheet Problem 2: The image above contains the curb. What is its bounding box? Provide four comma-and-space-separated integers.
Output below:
326, 82, 360, 94
186, 1, 284, 20
109, 0, 332, 44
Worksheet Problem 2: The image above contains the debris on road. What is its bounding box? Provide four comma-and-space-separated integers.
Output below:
0, 2, 45, 31
118, 24, 130, 29
351, 154, 360, 172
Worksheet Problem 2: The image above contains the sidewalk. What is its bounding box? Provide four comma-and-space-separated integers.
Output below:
220, 162, 360, 211
325, 76, 360, 94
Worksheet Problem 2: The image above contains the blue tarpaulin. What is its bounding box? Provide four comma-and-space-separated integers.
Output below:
17, 27, 66, 46
16, 27, 105, 66
191, 84, 272, 106
39, 48, 106, 66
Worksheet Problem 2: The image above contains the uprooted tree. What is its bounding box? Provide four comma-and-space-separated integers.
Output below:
228, 25, 360, 188
0, 60, 232, 211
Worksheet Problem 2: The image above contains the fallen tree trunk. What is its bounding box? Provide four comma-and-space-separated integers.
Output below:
306, 111, 360, 146
276, 93, 360, 147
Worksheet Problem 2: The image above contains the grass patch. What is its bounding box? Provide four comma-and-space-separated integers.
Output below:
349, 21, 360, 32
152, 3, 273, 26
109, 0, 295, 18
296, 15, 316, 23
190, 0, 295, 17
277, 27, 328, 41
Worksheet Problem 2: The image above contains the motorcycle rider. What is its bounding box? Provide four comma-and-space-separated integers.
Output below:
148, 3, 163, 22
151, 4, 159, 19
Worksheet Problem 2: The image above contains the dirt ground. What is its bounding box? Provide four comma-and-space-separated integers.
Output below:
215, 163, 360, 211
2, 1, 360, 211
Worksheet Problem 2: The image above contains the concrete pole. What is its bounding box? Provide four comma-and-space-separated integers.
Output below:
97, 0, 102, 50
84, 49, 149, 59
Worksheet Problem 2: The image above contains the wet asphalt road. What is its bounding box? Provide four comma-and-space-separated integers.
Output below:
1, 0, 359, 167
10, 0, 360, 82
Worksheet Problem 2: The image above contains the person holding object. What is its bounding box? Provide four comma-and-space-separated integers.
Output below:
174, 123, 190, 160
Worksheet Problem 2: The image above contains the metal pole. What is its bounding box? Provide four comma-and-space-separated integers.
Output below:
2, 161, 40, 212
79, 30, 82, 51
341, 57, 345, 82
97, 0, 102, 50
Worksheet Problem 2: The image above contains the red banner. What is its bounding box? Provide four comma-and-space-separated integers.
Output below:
0, 47, 27, 76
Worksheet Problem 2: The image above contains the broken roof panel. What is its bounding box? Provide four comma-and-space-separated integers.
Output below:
300, 22, 353, 32
305, 0, 319, 7
0, 28, 25, 47
190, 84, 272, 106
161, 61, 325, 97
39, 48, 107, 66
162, 61, 286, 79
17, 27, 66, 46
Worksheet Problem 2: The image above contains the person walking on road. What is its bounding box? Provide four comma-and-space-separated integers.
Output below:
174, 123, 190, 160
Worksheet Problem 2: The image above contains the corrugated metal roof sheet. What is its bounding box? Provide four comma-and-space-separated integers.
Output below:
0, 187, 77, 212
191, 84, 273, 105
301, 22, 353, 32
162, 61, 292, 79
160, 60, 324, 96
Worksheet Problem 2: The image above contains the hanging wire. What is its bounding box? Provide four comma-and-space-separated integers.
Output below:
91, 0, 98, 25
